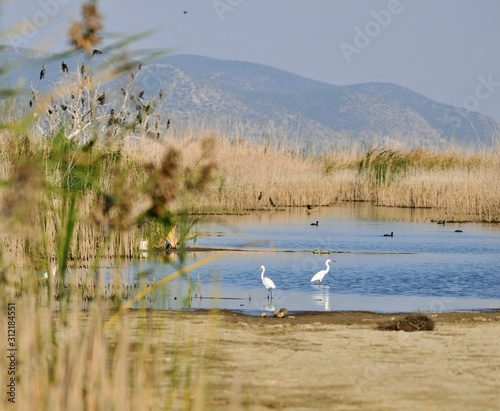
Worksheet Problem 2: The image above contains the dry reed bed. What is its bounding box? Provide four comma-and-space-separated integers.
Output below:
377, 168, 500, 221
160, 136, 500, 222
204, 139, 358, 209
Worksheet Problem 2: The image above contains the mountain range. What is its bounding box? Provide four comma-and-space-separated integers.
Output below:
1, 46, 498, 150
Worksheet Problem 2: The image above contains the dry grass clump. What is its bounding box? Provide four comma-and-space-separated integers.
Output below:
357, 147, 479, 188
377, 313, 435, 332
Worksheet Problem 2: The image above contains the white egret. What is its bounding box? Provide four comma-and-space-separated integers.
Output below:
310, 259, 335, 284
258, 265, 276, 299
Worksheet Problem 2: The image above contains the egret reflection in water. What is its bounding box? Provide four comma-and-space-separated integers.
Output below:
264, 302, 276, 312
312, 284, 331, 311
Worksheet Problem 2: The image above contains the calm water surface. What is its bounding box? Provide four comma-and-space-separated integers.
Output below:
123, 205, 500, 315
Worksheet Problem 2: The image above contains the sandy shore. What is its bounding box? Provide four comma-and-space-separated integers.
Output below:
124, 310, 500, 410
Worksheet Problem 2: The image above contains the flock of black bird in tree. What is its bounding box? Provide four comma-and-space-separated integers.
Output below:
35, 51, 172, 130
39, 49, 103, 82
34, 52, 173, 139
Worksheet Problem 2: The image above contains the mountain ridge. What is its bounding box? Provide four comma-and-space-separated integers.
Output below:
1, 47, 497, 149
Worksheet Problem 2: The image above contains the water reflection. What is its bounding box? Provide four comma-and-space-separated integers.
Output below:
311, 284, 331, 311
264, 301, 276, 312
164, 250, 179, 263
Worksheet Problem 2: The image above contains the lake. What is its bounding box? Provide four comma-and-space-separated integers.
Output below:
121, 204, 500, 315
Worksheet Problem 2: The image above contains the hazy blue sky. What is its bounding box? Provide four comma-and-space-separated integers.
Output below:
2, 0, 500, 120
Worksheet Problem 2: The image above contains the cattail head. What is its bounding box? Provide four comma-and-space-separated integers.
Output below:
68, 0, 103, 54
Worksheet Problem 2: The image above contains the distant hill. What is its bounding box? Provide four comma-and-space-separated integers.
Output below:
1, 47, 498, 149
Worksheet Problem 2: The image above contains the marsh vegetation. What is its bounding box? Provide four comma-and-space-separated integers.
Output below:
1, 1, 499, 409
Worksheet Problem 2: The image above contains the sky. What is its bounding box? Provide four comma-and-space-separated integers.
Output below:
1, 0, 500, 121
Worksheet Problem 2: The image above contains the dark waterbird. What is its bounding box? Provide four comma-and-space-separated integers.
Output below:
61, 61, 69, 73
107, 109, 116, 126
383, 232, 394, 237
311, 221, 319, 226
96, 92, 106, 105
39, 64, 46, 80
269, 197, 276, 207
